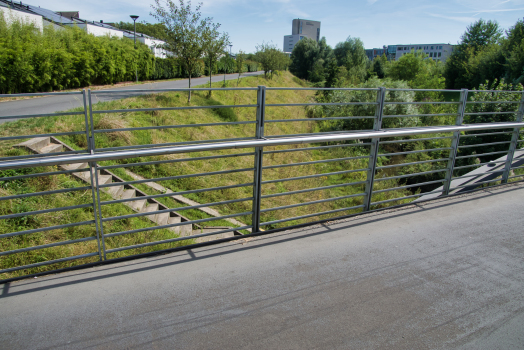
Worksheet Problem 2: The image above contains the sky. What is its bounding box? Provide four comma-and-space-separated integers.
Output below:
22, 0, 524, 53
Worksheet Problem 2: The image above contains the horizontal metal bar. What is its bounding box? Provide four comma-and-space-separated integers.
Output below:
2, 122, 523, 171
451, 178, 502, 189
0, 131, 85, 141
93, 104, 257, 114
453, 160, 506, 170
265, 116, 376, 123
382, 113, 457, 119
458, 141, 512, 149
102, 183, 253, 206
0, 220, 95, 239
92, 87, 258, 93
373, 180, 445, 194
379, 136, 453, 144
383, 101, 460, 105
460, 131, 512, 138
374, 169, 447, 182
261, 192, 366, 213
0, 236, 97, 257
262, 168, 369, 184
94, 121, 256, 133
379, 147, 452, 157
467, 89, 522, 93
467, 101, 519, 104
104, 226, 254, 254
455, 151, 508, 159
385, 88, 459, 92
260, 204, 366, 226
263, 155, 371, 170
0, 252, 98, 275
0, 167, 90, 181
97, 137, 256, 152
376, 158, 449, 170
464, 111, 516, 116
265, 87, 380, 91
0, 91, 83, 97
370, 190, 444, 206
99, 152, 254, 170
511, 165, 524, 171
102, 197, 252, 222
266, 129, 375, 140
0, 150, 87, 163
508, 174, 524, 179
0, 203, 92, 220
100, 168, 254, 189
265, 102, 378, 107
0, 111, 84, 120
104, 211, 253, 238
264, 143, 371, 155
261, 181, 368, 199
0, 186, 91, 201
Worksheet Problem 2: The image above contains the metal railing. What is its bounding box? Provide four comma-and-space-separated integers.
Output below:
1, 85, 523, 281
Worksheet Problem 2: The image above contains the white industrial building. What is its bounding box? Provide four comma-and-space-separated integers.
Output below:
283, 18, 321, 54
0, 1, 43, 31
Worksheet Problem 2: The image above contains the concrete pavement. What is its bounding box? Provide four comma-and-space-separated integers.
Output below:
1, 182, 523, 349
0, 71, 264, 124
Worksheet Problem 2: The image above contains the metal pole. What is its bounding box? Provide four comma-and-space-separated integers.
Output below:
502, 91, 524, 183
363, 87, 386, 211
83, 90, 103, 261
252, 86, 266, 233
443, 88, 468, 195
87, 89, 107, 259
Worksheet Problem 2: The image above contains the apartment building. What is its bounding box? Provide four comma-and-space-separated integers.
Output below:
366, 43, 454, 63
283, 18, 321, 54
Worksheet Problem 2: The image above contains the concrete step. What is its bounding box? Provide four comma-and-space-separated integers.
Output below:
107, 185, 125, 198
121, 189, 136, 200
16, 137, 50, 151
97, 175, 113, 185
156, 212, 170, 226
144, 203, 159, 221
39, 143, 63, 154
194, 228, 235, 243
130, 198, 147, 212
63, 162, 88, 171
168, 216, 193, 236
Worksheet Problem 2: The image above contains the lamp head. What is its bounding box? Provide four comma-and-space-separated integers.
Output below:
130, 15, 139, 21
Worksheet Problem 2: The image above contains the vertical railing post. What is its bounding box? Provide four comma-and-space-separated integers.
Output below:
83, 90, 103, 261
87, 89, 107, 260
443, 88, 468, 196
251, 86, 266, 233
502, 91, 524, 183
363, 87, 386, 211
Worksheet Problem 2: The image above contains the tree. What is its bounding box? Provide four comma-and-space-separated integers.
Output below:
236, 50, 245, 86
504, 19, 524, 84
333, 36, 368, 84
202, 25, 229, 93
445, 19, 503, 89
289, 37, 319, 81
113, 22, 168, 41
255, 42, 289, 79
151, 0, 214, 102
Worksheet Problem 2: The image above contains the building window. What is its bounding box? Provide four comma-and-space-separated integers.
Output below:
439, 45, 442, 49
429, 52, 433, 57
438, 52, 442, 57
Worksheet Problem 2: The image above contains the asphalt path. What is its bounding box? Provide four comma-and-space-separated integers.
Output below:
0, 71, 264, 125
1, 183, 523, 349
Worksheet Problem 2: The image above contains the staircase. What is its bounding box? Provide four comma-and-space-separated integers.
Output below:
15, 137, 239, 243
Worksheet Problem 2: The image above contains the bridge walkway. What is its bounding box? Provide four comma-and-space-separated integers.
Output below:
1, 183, 523, 349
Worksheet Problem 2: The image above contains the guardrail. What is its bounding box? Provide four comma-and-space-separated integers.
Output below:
1, 85, 523, 281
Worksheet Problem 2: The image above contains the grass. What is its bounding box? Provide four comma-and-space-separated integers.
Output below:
0, 71, 413, 279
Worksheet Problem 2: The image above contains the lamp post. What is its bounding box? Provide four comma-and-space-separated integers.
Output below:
130, 15, 139, 83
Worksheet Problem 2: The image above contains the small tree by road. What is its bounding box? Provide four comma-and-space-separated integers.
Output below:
255, 42, 289, 79
203, 26, 229, 94
151, 0, 215, 102
236, 50, 245, 86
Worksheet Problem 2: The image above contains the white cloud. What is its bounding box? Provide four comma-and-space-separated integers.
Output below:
367, 0, 379, 4
428, 13, 478, 24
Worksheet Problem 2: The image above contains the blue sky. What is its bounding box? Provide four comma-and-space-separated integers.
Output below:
27, 0, 524, 53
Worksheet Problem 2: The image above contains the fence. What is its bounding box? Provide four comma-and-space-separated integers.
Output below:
1, 86, 523, 281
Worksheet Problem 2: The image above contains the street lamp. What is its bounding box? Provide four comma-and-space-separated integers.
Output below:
229, 44, 232, 56
130, 15, 139, 83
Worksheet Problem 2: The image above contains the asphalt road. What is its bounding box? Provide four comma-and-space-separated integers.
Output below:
1, 183, 523, 349
0, 71, 264, 124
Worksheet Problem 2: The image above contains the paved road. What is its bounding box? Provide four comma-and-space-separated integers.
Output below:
0, 71, 264, 124
1, 183, 524, 349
